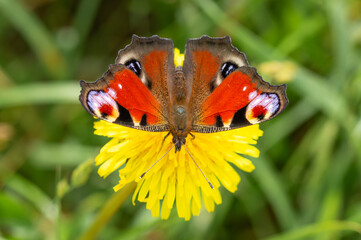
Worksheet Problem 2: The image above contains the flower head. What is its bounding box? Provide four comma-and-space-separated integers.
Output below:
94, 122, 262, 220
92, 49, 263, 220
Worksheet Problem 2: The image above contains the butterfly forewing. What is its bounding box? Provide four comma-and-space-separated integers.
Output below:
116, 35, 175, 115
183, 36, 249, 117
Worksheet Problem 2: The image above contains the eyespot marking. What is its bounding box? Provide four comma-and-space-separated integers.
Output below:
125, 59, 141, 76
221, 62, 238, 78
87, 90, 119, 122
246, 93, 280, 124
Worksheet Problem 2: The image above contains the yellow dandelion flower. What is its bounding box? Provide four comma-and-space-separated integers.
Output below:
92, 49, 264, 221
174, 48, 184, 67
94, 121, 262, 220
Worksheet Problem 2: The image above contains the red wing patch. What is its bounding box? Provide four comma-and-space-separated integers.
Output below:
200, 71, 260, 125
196, 69, 284, 128
106, 69, 162, 124
80, 65, 166, 129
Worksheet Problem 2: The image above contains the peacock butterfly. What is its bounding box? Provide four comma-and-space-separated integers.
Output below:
80, 35, 288, 152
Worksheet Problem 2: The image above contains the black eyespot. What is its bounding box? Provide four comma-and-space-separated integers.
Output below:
101, 112, 109, 118
125, 59, 141, 76
221, 62, 238, 78
257, 113, 265, 121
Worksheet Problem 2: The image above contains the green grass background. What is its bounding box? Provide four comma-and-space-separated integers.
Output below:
1, 0, 361, 239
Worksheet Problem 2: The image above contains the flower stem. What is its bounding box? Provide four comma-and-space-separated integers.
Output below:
78, 182, 136, 240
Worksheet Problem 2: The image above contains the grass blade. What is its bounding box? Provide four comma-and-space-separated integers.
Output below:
265, 221, 361, 240
0, 82, 79, 108
253, 155, 297, 230
0, 0, 68, 79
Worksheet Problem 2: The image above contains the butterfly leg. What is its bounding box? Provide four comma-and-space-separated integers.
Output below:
189, 132, 195, 139
161, 132, 171, 146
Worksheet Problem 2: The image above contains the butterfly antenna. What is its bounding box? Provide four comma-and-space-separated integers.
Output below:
183, 144, 214, 189
140, 144, 175, 179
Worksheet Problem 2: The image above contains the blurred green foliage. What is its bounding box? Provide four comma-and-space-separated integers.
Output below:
1, 0, 361, 239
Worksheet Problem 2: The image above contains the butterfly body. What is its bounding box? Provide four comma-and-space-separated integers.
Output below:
80, 35, 288, 151
167, 67, 193, 150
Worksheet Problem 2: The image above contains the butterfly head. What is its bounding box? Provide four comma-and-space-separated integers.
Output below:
172, 133, 186, 152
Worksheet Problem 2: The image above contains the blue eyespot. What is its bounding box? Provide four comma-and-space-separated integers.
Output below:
125, 59, 141, 76
221, 62, 238, 78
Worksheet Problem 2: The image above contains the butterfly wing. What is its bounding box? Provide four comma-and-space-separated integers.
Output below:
79, 35, 175, 132
183, 36, 288, 133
